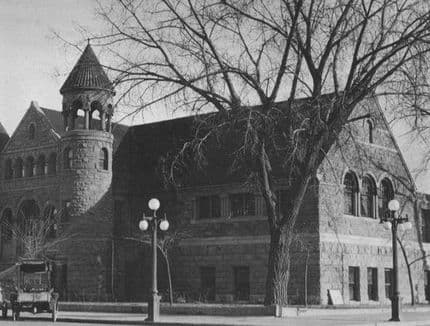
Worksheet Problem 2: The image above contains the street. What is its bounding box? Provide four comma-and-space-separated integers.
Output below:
3, 311, 430, 326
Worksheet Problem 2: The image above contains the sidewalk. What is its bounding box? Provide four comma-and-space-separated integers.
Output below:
18, 310, 430, 326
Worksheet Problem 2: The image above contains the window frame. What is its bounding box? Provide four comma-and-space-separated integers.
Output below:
99, 147, 109, 170
379, 178, 394, 219
15, 158, 23, 178
367, 267, 378, 301
233, 266, 250, 301
361, 175, 377, 218
348, 266, 360, 301
28, 123, 36, 140
229, 193, 255, 217
200, 266, 216, 302
4, 159, 13, 179
422, 209, 430, 243
343, 172, 358, 216
197, 195, 221, 220
425, 270, 430, 301
366, 119, 374, 144
25, 156, 35, 177
48, 153, 57, 175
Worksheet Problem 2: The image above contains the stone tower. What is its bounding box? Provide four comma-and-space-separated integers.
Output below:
59, 43, 115, 300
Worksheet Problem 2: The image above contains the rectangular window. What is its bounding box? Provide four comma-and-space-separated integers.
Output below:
385, 268, 393, 299
200, 266, 216, 302
367, 267, 378, 301
230, 193, 255, 217
349, 266, 360, 301
425, 271, 430, 301
234, 266, 250, 301
197, 196, 221, 219
422, 209, 430, 242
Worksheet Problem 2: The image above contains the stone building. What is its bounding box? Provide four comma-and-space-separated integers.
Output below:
1, 44, 430, 305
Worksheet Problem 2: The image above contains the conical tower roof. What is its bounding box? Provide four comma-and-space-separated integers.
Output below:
60, 44, 114, 94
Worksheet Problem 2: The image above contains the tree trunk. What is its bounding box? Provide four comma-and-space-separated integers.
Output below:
264, 227, 292, 306
398, 237, 415, 305
163, 251, 174, 305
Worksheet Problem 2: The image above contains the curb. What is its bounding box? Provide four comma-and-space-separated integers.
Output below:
8, 316, 254, 326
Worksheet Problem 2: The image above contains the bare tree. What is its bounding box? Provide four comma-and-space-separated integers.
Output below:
73, 0, 430, 305
2, 209, 73, 260
122, 228, 191, 305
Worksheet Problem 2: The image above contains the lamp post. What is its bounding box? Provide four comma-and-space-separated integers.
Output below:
381, 199, 412, 322
139, 198, 170, 322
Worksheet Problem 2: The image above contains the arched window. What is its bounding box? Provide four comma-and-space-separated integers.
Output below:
48, 153, 57, 175
1, 208, 13, 243
379, 178, 394, 218
366, 120, 374, 144
25, 156, 35, 177
4, 159, 12, 179
99, 148, 108, 170
63, 148, 73, 169
37, 154, 46, 175
343, 171, 358, 215
361, 175, 377, 218
15, 158, 23, 178
28, 124, 35, 140
90, 101, 103, 130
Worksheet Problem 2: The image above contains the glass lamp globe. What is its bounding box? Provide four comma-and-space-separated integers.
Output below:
139, 219, 149, 231
383, 221, 392, 230
159, 220, 169, 231
398, 223, 405, 232
388, 199, 400, 212
148, 198, 160, 211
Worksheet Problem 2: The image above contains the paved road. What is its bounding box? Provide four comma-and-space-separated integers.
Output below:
3, 311, 430, 326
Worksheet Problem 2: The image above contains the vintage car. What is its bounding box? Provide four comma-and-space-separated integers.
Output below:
0, 259, 59, 321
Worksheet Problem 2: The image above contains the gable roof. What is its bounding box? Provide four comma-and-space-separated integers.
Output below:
59, 44, 114, 94
0, 122, 9, 152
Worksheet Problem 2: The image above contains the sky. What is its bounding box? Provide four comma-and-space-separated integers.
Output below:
0, 0, 429, 193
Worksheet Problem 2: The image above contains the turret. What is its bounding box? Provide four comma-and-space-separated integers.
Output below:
58, 43, 115, 299
60, 43, 115, 132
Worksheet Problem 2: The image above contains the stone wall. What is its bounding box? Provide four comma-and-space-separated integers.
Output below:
317, 97, 423, 305
0, 107, 115, 301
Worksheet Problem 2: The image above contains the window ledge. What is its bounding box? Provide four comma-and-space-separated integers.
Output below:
343, 214, 378, 221
191, 216, 266, 224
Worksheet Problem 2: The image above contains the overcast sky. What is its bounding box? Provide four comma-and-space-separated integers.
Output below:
0, 0, 429, 193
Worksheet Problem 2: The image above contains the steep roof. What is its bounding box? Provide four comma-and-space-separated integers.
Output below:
0, 122, 9, 152
0, 122, 8, 136
59, 44, 114, 94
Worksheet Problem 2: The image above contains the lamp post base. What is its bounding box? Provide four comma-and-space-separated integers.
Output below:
390, 296, 400, 322
145, 293, 161, 322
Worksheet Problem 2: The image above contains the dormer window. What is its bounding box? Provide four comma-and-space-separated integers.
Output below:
29, 123, 35, 140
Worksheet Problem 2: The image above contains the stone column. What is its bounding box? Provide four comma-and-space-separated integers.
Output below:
84, 110, 90, 130
101, 112, 106, 131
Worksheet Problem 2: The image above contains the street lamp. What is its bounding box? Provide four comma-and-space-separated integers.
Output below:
139, 198, 169, 322
381, 199, 412, 322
